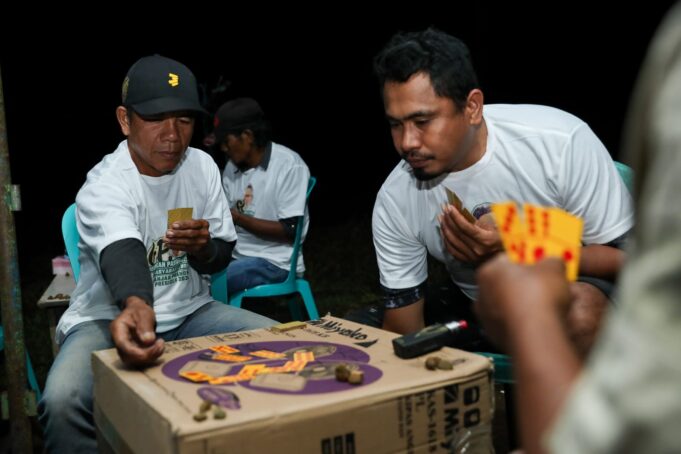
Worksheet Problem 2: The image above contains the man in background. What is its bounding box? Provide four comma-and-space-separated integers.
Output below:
214, 98, 311, 296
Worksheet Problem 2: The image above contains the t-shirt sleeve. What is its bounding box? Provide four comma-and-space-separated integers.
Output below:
559, 123, 635, 244
76, 182, 142, 259
372, 188, 428, 290
275, 164, 310, 219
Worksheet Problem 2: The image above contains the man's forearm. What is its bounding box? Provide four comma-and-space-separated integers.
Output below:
233, 211, 291, 242
505, 305, 582, 454
382, 298, 426, 334
579, 244, 625, 279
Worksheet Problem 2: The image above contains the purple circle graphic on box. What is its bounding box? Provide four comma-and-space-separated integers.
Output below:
162, 340, 382, 395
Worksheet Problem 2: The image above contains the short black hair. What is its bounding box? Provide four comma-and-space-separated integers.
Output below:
374, 27, 479, 110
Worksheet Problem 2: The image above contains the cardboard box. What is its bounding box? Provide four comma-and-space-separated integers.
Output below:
93, 316, 494, 453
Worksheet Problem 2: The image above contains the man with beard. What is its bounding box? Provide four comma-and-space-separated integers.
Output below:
367, 28, 633, 357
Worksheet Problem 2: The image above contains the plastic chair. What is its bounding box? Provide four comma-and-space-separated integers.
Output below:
475, 352, 513, 384
615, 161, 634, 192
62, 203, 225, 293
0, 326, 41, 401
211, 269, 228, 304
62, 203, 80, 281
227, 176, 319, 321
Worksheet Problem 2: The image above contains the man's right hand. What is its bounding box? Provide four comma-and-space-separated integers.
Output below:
110, 296, 164, 367
439, 205, 502, 264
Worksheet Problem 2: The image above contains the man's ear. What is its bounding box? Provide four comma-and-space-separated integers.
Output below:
465, 89, 484, 126
116, 106, 131, 136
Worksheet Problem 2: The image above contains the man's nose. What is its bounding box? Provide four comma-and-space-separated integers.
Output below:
400, 124, 421, 152
160, 118, 180, 140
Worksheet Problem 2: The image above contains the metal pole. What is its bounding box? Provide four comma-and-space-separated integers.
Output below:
0, 64, 33, 452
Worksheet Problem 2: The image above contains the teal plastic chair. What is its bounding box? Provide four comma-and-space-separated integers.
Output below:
62, 203, 225, 297
476, 161, 634, 385
475, 352, 513, 385
227, 177, 319, 321
62, 203, 81, 280
211, 269, 228, 304
0, 326, 41, 401
615, 160, 634, 192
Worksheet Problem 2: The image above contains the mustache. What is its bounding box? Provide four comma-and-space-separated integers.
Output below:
401, 151, 431, 160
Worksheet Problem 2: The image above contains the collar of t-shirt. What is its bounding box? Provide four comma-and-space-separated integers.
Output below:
233, 142, 272, 174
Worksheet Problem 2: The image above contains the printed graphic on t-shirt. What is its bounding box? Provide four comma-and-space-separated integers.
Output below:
235, 183, 255, 217
472, 202, 495, 228
147, 237, 190, 287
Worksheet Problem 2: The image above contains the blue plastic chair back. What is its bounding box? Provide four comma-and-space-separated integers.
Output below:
475, 352, 513, 385
227, 176, 319, 321
285, 176, 315, 283
211, 269, 228, 304
614, 161, 634, 192
62, 202, 224, 293
62, 203, 81, 281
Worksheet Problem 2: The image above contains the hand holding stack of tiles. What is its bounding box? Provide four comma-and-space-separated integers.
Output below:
491, 202, 584, 280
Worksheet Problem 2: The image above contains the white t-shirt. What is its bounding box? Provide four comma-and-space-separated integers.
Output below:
373, 104, 634, 299
222, 142, 310, 273
56, 141, 236, 343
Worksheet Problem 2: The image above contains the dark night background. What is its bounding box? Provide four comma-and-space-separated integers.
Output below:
0, 3, 675, 296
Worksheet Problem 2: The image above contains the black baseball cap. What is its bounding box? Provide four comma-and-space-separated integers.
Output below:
212, 98, 264, 145
121, 55, 206, 116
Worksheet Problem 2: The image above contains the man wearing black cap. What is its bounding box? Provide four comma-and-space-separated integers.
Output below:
213, 98, 311, 295
38, 56, 275, 453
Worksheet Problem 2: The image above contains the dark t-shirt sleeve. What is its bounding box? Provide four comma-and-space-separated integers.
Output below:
188, 238, 235, 274
380, 281, 427, 309
279, 216, 300, 242
100, 238, 153, 310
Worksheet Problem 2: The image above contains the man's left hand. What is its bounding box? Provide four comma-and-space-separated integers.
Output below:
475, 255, 571, 349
